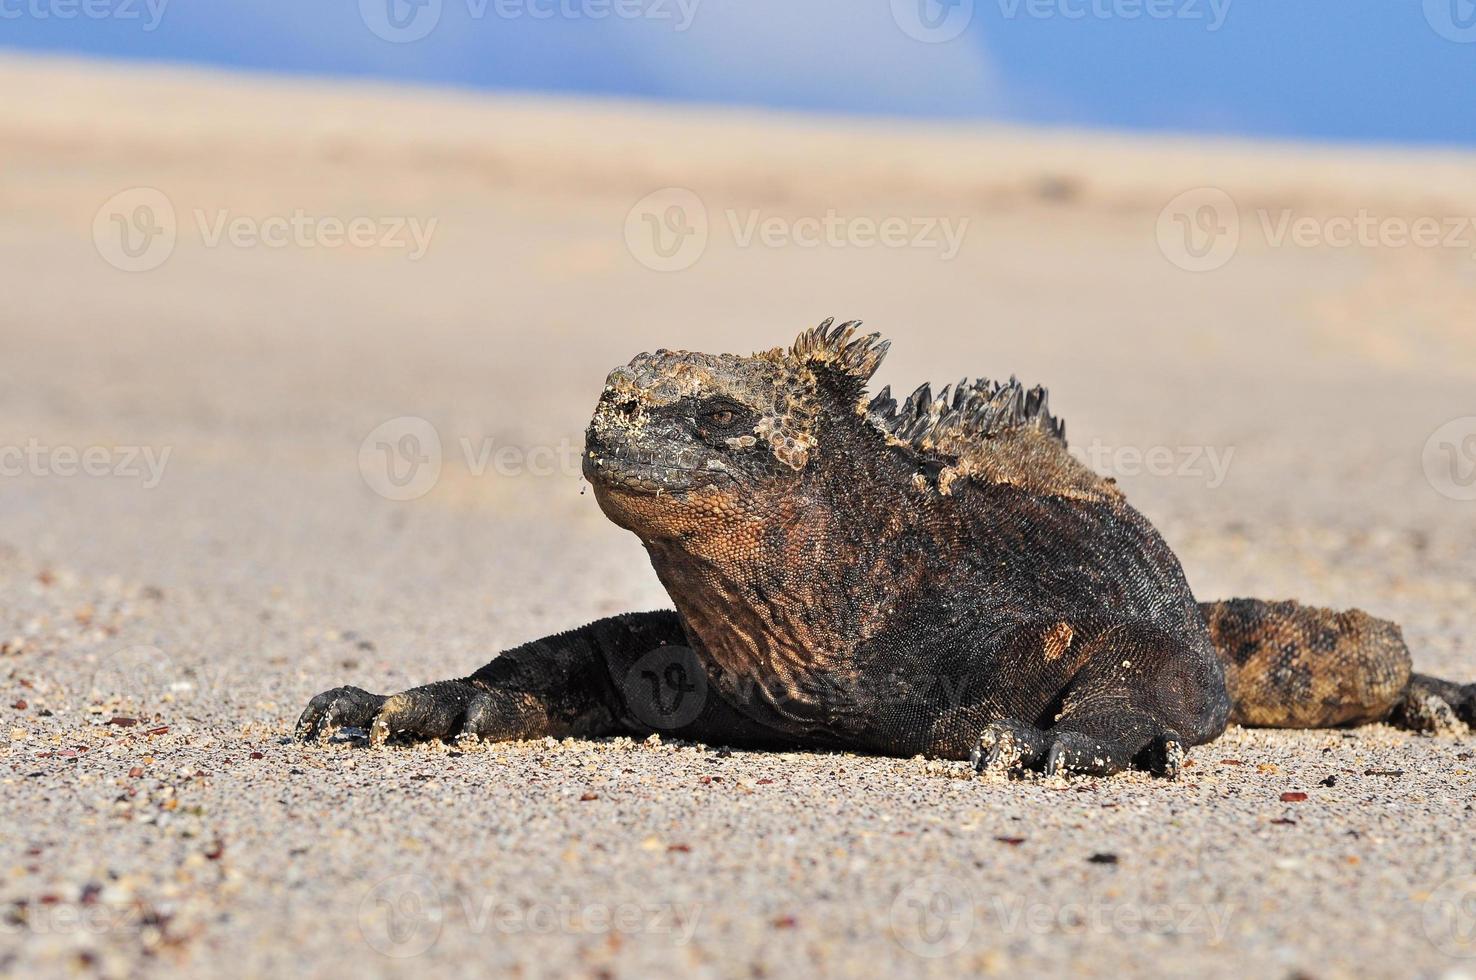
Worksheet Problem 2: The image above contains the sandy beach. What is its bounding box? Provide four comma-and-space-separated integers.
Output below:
2, 53, 1475, 978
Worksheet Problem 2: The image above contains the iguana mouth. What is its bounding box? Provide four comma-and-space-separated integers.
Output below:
581, 442, 732, 495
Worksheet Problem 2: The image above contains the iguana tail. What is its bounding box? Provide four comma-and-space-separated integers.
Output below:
1199, 598, 1475, 730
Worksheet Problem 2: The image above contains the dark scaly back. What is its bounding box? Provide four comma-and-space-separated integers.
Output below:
788, 320, 1206, 634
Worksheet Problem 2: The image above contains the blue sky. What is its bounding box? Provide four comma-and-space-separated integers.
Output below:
3, 0, 1475, 145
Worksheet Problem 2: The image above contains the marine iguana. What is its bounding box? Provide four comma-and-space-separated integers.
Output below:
297, 320, 1475, 776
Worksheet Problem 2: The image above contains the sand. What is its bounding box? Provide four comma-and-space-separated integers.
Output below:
2, 53, 1474, 979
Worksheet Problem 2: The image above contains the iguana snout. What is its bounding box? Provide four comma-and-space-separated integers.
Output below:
581, 347, 809, 502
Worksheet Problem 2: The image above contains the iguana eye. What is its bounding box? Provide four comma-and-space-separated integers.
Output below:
706, 409, 736, 427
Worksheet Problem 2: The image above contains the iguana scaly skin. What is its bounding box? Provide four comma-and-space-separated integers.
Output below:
297, 321, 1475, 776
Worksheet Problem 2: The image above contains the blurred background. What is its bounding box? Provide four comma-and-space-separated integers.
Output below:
5, 0, 1476, 745
3, 5, 1476, 977
3, 0, 1473, 589
5, 0, 1476, 144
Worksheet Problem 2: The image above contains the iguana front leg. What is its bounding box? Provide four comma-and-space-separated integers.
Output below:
295, 610, 686, 744
972, 715, 1187, 778
966, 620, 1225, 778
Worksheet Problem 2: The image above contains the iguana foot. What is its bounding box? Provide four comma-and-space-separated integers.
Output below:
1390, 675, 1475, 734
295, 686, 387, 740
296, 681, 494, 744
1395, 693, 1463, 735
1460, 685, 1476, 728
1041, 731, 1137, 777
971, 720, 1186, 779
970, 721, 1139, 777
970, 720, 1047, 772
1135, 729, 1186, 780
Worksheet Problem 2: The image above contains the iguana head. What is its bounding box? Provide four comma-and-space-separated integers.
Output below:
582, 319, 888, 537
583, 318, 1083, 543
